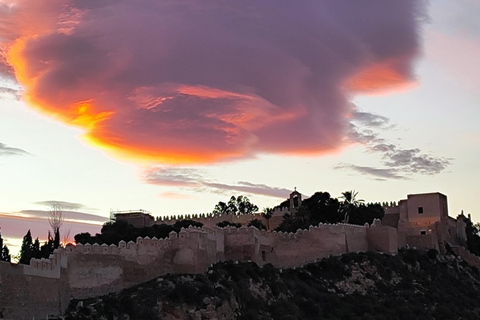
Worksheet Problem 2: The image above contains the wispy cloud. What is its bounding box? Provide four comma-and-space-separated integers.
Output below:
203, 181, 291, 198
0, 210, 107, 250
143, 167, 290, 199
158, 191, 195, 200
0, 142, 29, 156
14, 210, 107, 225
143, 168, 203, 187
338, 108, 452, 179
335, 163, 407, 181
0, 86, 21, 100
34, 200, 92, 211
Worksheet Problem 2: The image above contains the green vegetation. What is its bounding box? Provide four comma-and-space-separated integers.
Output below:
465, 218, 480, 256
275, 191, 384, 233
262, 207, 273, 230
18, 229, 60, 264
0, 232, 10, 262
247, 219, 266, 230
216, 220, 242, 228
212, 195, 259, 215
74, 219, 203, 245
60, 249, 480, 320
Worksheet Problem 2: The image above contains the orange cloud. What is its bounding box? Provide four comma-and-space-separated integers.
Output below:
0, 1, 424, 164
344, 57, 418, 96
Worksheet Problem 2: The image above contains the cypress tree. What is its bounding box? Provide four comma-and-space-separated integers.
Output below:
19, 230, 33, 264
0, 232, 10, 262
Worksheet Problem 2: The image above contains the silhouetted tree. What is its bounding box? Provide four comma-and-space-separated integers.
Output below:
464, 217, 480, 256
0, 232, 11, 262
275, 191, 383, 233
212, 201, 228, 215
173, 219, 203, 230
247, 219, 266, 230
340, 190, 364, 223
348, 203, 384, 225
75, 232, 92, 245
302, 192, 342, 224
74, 220, 204, 245
48, 201, 64, 235
262, 207, 273, 230
213, 196, 258, 215
217, 221, 242, 228
19, 230, 33, 264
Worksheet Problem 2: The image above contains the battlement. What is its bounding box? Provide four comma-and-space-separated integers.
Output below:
24, 248, 68, 278
63, 226, 219, 258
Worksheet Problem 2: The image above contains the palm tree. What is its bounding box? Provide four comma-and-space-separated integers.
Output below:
340, 190, 364, 223
262, 207, 274, 230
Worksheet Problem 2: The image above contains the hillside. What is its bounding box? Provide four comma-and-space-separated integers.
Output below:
60, 249, 480, 320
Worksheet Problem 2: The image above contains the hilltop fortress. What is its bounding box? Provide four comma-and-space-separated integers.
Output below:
0, 191, 475, 319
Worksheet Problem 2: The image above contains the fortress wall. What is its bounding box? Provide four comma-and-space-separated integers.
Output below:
20, 247, 70, 280
223, 226, 259, 263
66, 227, 219, 299
271, 229, 349, 268
367, 226, 398, 253
220, 223, 369, 268
451, 245, 480, 270
346, 232, 369, 252
0, 222, 397, 314
156, 212, 269, 229
406, 234, 439, 251
0, 261, 70, 320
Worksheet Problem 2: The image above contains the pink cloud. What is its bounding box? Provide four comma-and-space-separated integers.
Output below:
1, 0, 424, 164
0, 210, 106, 246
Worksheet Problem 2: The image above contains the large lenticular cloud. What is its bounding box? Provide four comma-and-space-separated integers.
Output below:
1, 0, 425, 164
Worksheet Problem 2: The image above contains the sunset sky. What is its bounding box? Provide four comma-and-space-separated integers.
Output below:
0, 0, 479, 255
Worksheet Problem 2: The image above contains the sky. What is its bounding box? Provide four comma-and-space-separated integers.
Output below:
0, 0, 479, 256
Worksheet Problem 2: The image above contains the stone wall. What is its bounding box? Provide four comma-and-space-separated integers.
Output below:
450, 245, 480, 270
65, 227, 220, 299
156, 212, 274, 229
0, 221, 399, 319
0, 260, 70, 320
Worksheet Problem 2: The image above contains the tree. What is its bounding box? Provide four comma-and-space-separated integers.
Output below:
1, 245, 10, 262
74, 219, 205, 245
217, 221, 242, 228
340, 190, 364, 223
247, 219, 266, 230
48, 201, 64, 237
74, 232, 92, 245
464, 217, 480, 256
235, 196, 259, 215
19, 230, 34, 265
213, 201, 228, 215
213, 196, 258, 215
262, 207, 274, 230
173, 219, 203, 230
0, 232, 10, 262
348, 203, 384, 225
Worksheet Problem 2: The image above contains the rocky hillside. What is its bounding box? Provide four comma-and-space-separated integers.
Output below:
61, 249, 480, 320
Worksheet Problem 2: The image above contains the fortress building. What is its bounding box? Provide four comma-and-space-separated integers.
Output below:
0, 191, 473, 319
382, 192, 467, 251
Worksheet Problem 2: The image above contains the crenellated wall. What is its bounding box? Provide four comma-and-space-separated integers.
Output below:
65, 226, 221, 299
0, 258, 70, 320
156, 212, 270, 229
0, 221, 398, 320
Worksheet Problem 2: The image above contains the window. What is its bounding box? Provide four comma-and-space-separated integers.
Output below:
418, 207, 424, 214
420, 231, 426, 235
